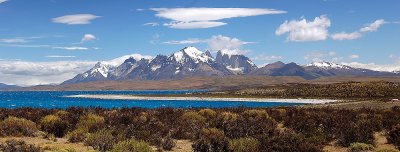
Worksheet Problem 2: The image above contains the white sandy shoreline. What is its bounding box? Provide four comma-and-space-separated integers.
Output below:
65, 94, 338, 104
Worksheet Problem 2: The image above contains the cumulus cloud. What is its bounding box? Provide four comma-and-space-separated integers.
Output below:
52, 46, 89, 50
0, 60, 96, 86
331, 19, 385, 40
276, 15, 331, 42
81, 34, 96, 42
164, 35, 254, 54
0, 0, 7, 4
151, 8, 286, 29
52, 14, 101, 25
143, 22, 159, 27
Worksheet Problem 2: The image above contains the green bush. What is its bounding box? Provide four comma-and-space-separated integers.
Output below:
348, 142, 374, 152
0, 116, 38, 137
67, 128, 87, 143
338, 120, 375, 147
193, 128, 229, 152
178, 111, 206, 139
76, 113, 105, 133
388, 124, 400, 149
199, 109, 217, 120
85, 129, 116, 152
228, 137, 260, 152
0, 139, 43, 152
110, 139, 153, 152
40, 115, 68, 137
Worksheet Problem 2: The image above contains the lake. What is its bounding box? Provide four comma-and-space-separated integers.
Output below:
0, 91, 304, 109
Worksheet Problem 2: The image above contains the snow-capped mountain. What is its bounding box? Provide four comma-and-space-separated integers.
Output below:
62, 47, 400, 84
216, 50, 257, 74
0, 83, 20, 90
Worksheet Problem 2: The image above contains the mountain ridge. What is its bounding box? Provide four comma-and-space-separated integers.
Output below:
62, 46, 399, 84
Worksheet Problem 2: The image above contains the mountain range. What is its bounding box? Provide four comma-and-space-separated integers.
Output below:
0, 83, 20, 90
62, 46, 399, 85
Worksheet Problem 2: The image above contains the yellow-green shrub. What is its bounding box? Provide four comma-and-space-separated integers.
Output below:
110, 139, 153, 152
228, 137, 260, 152
40, 114, 68, 137
0, 116, 38, 137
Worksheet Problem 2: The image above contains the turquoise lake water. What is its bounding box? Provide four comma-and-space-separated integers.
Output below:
0, 91, 303, 109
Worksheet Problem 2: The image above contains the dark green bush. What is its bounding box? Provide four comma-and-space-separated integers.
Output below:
259, 129, 322, 152
161, 136, 176, 151
388, 124, 400, 149
40, 114, 68, 137
0, 116, 38, 137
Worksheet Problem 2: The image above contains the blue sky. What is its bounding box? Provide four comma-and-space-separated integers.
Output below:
0, 0, 399, 85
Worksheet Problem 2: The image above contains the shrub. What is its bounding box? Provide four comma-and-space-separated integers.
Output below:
228, 137, 260, 152
67, 128, 87, 143
0, 116, 38, 137
348, 142, 374, 152
375, 149, 400, 152
337, 120, 375, 147
0, 139, 43, 152
110, 139, 153, 152
40, 115, 68, 137
388, 124, 400, 149
192, 128, 229, 152
85, 129, 116, 152
178, 111, 206, 139
259, 129, 322, 152
199, 109, 217, 120
161, 136, 176, 151
76, 113, 105, 133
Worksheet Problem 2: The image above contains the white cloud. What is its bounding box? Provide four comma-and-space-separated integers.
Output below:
164, 35, 254, 53
331, 32, 362, 40
208, 35, 254, 51
331, 19, 385, 40
164, 21, 226, 29
360, 19, 386, 32
252, 55, 283, 62
143, 22, 159, 27
0, 38, 28, 43
349, 54, 360, 59
52, 14, 101, 25
151, 8, 286, 29
81, 34, 96, 42
136, 8, 145, 11
45, 55, 76, 58
304, 51, 338, 62
342, 62, 400, 73
52, 46, 89, 50
163, 38, 204, 44
0, 0, 7, 4
276, 15, 331, 42
0, 60, 96, 86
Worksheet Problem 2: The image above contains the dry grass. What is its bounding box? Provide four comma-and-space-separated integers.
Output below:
308, 100, 400, 110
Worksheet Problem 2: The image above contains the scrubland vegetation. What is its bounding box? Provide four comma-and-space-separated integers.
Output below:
221, 81, 400, 99
0, 106, 399, 151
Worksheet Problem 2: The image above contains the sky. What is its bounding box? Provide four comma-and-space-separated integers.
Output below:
0, 0, 399, 86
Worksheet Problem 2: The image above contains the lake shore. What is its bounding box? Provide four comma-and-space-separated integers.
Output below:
65, 94, 339, 104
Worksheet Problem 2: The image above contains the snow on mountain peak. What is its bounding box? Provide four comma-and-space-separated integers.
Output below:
173, 46, 214, 63
308, 61, 349, 69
